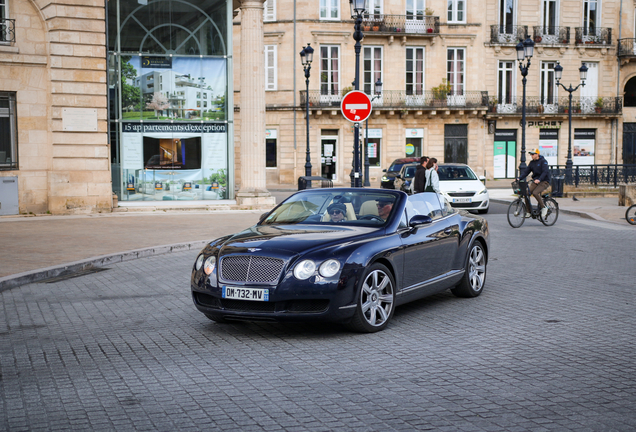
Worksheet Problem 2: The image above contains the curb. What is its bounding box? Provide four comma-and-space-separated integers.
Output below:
0, 240, 210, 293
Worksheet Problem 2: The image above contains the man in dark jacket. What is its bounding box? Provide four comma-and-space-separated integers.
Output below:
517, 148, 551, 218
412, 156, 429, 194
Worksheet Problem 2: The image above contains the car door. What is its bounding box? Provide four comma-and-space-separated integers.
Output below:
399, 193, 460, 295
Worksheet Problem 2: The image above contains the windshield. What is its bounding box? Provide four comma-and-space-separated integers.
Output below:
260, 190, 400, 226
403, 165, 417, 178
437, 166, 478, 181
388, 163, 407, 173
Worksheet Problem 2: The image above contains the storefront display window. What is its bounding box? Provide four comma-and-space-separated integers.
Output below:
108, 0, 232, 202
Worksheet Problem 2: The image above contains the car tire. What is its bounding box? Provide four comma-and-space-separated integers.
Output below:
204, 313, 228, 323
345, 263, 396, 333
478, 207, 489, 214
451, 241, 487, 298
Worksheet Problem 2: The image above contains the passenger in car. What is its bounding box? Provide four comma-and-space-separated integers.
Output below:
327, 203, 347, 222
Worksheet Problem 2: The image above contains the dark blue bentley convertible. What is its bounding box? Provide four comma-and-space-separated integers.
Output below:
191, 188, 489, 332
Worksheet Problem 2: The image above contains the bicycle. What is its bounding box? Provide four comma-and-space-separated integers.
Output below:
626, 204, 636, 225
507, 180, 559, 228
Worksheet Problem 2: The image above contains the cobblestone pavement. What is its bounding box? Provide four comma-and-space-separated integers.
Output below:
1, 213, 635, 431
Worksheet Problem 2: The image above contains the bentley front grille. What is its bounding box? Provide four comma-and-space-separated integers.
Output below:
220, 255, 284, 283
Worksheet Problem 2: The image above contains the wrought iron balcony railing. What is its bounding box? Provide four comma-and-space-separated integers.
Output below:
361, 14, 440, 35
618, 38, 636, 56
532, 26, 570, 44
549, 165, 636, 188
0, 19, 16, 44
300, 90, 489, 110
487, 96, 622, 115
489, 25, 528, 44
575, 27, 611, 45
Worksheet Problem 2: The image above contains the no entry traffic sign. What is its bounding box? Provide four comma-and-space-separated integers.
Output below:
341, 90, 372, 123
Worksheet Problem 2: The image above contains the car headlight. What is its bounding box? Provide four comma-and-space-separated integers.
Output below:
478, 188, 488, 195
381, 176, 389, 181
195, 254, 204, 271
203, 256, 216, 275
294, 260, 316, 280
319, 259, 341, 278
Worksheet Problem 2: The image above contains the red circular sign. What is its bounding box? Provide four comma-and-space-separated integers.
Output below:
341, 90, 372, 123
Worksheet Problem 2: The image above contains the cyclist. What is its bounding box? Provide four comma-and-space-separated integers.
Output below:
517, 148, 551, 218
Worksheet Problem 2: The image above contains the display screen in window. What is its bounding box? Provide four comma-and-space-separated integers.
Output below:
143, 137, 201, 169
367, 139, 381, 166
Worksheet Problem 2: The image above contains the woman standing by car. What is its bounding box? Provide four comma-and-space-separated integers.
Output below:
424, 158, 440, 193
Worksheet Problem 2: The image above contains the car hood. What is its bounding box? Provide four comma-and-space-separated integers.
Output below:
218, 224, 377, 256
439, 179, 487, 193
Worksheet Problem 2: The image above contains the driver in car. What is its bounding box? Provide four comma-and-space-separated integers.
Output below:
376, 198, 393, 221
327, 203, 347, 222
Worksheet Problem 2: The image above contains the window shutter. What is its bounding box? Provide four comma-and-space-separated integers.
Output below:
265, 45, 277, 91
264, 0, 275, 21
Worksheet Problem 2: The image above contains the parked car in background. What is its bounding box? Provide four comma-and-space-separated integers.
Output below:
190, 188, 489, 333
393, 162, 419, 194
436, 163, 489, 214
380, 157, 420, 189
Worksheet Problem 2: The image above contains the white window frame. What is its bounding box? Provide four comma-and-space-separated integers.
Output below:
0, 91, 17, 169
447, 0, 466, 24
497, 0, 518, 42
405, 0, 426, 33
583, 0, 600, 32
363, 45, 383, 100
405, 46, 425, 106
263, 0, 275, 22
446, 47, 466, 106
496, 60, 516, 113
366, 0, 383, 17
265, 44, 277, 91
320, 45, 340, 103
320, 0, 340, 21
540, 61, 558, 113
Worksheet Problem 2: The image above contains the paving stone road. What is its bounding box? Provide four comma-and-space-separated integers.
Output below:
1, 212, 635, 431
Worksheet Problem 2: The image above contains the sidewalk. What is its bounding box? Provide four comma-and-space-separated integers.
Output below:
0, 183, 630, 292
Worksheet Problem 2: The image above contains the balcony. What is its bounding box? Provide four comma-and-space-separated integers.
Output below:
300, 90, 489, 111
618, 38, 636, 60
575, 27, 611, 45
532, 26, 570, 44
360, 14, 440, 36
486, 96, 622, 117
489, 25, 528, 44
0, 19, 16, 44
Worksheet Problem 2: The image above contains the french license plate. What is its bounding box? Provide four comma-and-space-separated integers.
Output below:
453, 197, 472, 203
222, 286, 269, 301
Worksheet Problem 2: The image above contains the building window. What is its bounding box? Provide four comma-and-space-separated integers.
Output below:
406, 47, 425, 95
0, 92, 17, 169
497, 60, 515, 104
266, 138, 277, 167
363, 46, 382, 95
446, 47, 465, 96
320, 0, 339, 20
499, 0, 515, 33
583, 0, 598, 33
264, 0, 275, 22
366, 0, 383, 17
542, 0, 558, 31
540, 61, 557, 107
320, 45, 340, 96
265, 45, 277, 91
447, 0, 466, 24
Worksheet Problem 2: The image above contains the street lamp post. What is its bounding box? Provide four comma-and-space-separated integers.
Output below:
554, 61, 588, 185
364, 78, 382, 187
349, 0, 365, 187
516, 37, 535, 175
299, 44, 314, 180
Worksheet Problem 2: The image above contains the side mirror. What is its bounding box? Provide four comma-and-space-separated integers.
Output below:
408, 214, 432, 227
395, 174, 402, 179
382, 169, 387, 172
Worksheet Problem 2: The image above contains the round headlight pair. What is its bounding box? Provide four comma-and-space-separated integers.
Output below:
195, 254, 204, 270
293, 259, 341, 280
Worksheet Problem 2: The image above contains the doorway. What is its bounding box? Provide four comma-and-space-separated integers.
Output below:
444, 124, 468, 164
321, 136, 338, 180
623, 123, 636, 165
493, 130, 517, 178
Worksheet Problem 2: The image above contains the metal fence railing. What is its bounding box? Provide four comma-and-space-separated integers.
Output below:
549, 165, 636, 187
575, 27, 612, 45
0, 19, 16, 44
361, 14, 440, 35
618, 38, 636, 56
487, 96, 622, 116
532, 26, 570, 44
300, 90, 489, 110
489, 25, 529, 44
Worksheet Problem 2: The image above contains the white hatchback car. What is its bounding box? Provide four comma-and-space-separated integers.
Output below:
436, 163, 489, 214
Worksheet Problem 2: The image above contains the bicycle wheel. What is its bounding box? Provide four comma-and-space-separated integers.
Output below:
626, 204, 636, 225
507, 199, 526, 228
540, 198, 559, 226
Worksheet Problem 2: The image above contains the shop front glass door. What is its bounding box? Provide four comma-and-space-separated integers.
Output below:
321, 138, 337, 180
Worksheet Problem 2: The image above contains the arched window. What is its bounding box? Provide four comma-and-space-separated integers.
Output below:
624, 77, 636, 107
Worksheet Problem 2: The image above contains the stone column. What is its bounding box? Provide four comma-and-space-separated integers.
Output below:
236, 0, 276, 208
